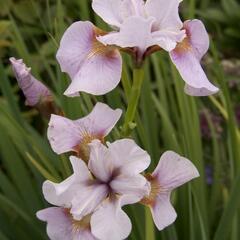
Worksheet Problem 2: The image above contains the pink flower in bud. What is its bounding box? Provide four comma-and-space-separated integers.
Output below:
9, 57, 51, 106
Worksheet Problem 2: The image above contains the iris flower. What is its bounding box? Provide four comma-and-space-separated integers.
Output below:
57, 0, 218, 96
40, 139, 150, 240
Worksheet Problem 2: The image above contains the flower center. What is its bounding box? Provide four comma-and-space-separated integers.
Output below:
72, 215, 91, 232
140, 174, 161, 206
174, 37, 192, 54
65, 209, 91, 232
74, 133, 104, 162
87, 27, 118, 59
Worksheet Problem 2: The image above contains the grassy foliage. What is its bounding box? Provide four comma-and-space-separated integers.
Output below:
0, 0, 240, 239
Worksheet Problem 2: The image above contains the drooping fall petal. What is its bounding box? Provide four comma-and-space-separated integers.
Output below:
153, 151, 200, 190
170, 20, 219, 96
56, 21, 122, 96
150, 192, 177, 231
91, 195, 140, 240
37, 207, 97, 240
145, 151, 199, 231
42, 156, 91, 207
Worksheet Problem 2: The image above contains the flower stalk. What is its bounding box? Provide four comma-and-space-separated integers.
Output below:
122, 67, 145, 136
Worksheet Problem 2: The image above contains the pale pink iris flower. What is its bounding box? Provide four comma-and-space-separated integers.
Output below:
57, 0, 184, 96
47, 102, 122, 158
9, 57, 51, 106
37, 207, 97, 240
41, 139, 150, 240
142, 151, 199, 230
57, 0, 218, 97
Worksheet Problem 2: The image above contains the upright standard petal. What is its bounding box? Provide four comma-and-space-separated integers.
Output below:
56, 21, 122, 96
151, 29, 186, 52
92, 0, 123, 28
71, 183, 108, 220
88, 140, 113, 182
37, 207, 97, 240
107, 139, 151, 175
145, 0, 183, 30
42, 157, 91, 207
110, 174, 150, 198
92, 0, 145, 28
91, 195, 139, 240
98, 16, 155, 55
170, 20, 219, 96
47, 102, 122, 155
9, 57, 51, 106
152, 151, 200, 190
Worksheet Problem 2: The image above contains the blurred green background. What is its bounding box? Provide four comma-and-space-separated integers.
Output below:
0, 0, 240, 240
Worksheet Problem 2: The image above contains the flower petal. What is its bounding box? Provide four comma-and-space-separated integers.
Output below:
42, 156, 91, 207
184, 84, 219, 96
150, 192, 177, 231
91, 195, 137, 240
37, 207, 97, 240
170, 50, 219, 96
57, 21, 122, 96
47, 115, 82, 154
107, 139, 151, 175
9, 57, 51, 106
37, 207, 73, 240
151, 29, 186, 52
56, 21, 93, 79
92, 0, 145, 28
47, 103, 121, 154
92, 0, 124, 28
184, 19, 209, 61
64, 52, 122, 96
98, 16, 155, 54
88, 140, 113, 182
74, 231, 98, 240
153, 151, 199, 190
71, 183, 108, 220
75, 102, 122, 137
110, 174, 150, 198
145, 0, 183, 30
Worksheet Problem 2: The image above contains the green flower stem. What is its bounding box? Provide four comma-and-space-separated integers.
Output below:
145, 207, 155, 240
122, 67, 144, 136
